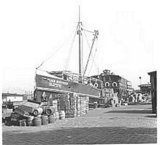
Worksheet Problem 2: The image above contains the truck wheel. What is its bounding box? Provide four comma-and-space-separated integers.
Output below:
33, 110, 38, 116
46, 109, 52, 115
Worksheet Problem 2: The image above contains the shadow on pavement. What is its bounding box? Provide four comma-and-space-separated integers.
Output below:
3, 126, 157, 144
145, 115, 157, 118
105, 109, 152, 114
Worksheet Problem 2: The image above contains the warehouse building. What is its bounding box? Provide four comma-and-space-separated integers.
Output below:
138, 83, 151, 94
92, 69, 133, 101
2, 93, 24, 103
148, 71, 157, 114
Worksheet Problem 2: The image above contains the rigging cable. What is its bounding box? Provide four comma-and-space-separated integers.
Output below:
64, 25, 79, 70
88, 42, 99, 75
83, 30, 91, 75
87, 31, 99, 76
83, 28, 94, 34
83, 30, 91, 50
36, 26, 78, 70
87, 44, 98, 76
83, 30, 98, 76
81, 24, 84, 74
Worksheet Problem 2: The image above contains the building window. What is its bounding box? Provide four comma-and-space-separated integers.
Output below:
94, 83, 98, 88
112, 82, 117, 87
105, 82, 110, 87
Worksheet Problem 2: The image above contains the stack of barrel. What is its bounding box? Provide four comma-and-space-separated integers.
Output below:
32, 109, 65, 126
33, 114, 54, 126
32, 115, 41, 126
33, 106, 55, 126
32, 94, 89, 127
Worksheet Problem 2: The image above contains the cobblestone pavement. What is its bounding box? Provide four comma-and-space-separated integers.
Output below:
2, 104, 157, 144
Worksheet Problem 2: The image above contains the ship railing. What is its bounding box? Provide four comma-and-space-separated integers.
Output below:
48, 70, 103, 89
61, 71, 103, 89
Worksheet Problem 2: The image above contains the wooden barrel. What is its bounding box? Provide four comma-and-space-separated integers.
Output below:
19, 120, 23, 126
23, 119, 26, 126
45, 106, 56, 116
59, 111, 65, 120
55, 112, 59, 120
41, 115, 48, 125
19, 119, 26, 126
48, 114, 56, 123
11, 120, 18, 126
46, 108, 53, 116
33, 117, 41, 126
5, 117, 11, 126
37, 114, 41, 118
33, 108, 43, 116
27, 116, 34, 126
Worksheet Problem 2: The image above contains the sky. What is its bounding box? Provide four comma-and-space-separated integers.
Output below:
1, 0, 159, 93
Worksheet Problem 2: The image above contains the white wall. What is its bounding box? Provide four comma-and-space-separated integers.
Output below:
6, 96, 23, 102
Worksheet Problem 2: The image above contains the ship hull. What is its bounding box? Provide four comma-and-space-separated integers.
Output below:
35, 74, 101, 99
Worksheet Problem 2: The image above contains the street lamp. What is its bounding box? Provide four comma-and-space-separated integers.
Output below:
139, 76, 142, 85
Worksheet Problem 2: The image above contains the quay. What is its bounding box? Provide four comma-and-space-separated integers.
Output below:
3, 104, 157, 144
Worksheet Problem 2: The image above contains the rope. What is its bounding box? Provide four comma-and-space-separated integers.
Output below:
83, 28, 94, 34
83, 30, 91, 50
87, 46, 98, 75
83, 30, 98, 76
64, 25, 78, 70
83, 30, 99, 76
37, 25, 77, 70
81, 25, 84, 73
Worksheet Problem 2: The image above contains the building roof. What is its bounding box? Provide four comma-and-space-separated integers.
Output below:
148, 71, 157, 76
2, 93, 24, 99
138, 84, 151, 88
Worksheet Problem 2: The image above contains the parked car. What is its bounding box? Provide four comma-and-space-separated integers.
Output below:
121, 101, 128, 106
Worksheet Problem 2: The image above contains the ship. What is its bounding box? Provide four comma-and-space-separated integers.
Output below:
33, 7, 104, 116
5, 7, 104, 123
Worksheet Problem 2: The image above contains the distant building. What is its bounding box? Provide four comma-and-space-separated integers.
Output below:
148, 71, 157, 113
138, 83, 151, 94
127, 81, 134, 95
2, 93, 24, 103
92, 69, 132, 100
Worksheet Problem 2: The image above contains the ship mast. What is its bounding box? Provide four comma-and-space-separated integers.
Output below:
77, 6, 99, 81
77, 6, 83, 81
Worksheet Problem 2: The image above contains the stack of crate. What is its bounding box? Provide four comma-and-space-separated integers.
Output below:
85, 96, 89, 113
64, 94, 70, 118
72, 93, 78, 117
55, 93, 90, 118
73, 93, 78, 117
58, 94, 66, 111
80, 96, 86, 115
76, 95, 81, 117
65, 93, 77, 118
65, 94, 72, 118
52, 100, 58, 112
83, 96, 89, 115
